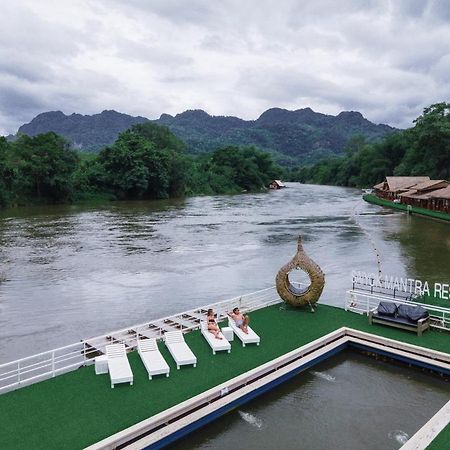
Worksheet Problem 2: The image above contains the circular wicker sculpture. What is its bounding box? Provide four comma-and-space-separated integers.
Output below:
275, 236, 325, 311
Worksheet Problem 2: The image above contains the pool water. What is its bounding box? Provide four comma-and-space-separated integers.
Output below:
169, 350, 450, 450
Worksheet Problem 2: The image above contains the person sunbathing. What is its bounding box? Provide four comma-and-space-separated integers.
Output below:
228, 307, 250, 334
207, 309, 223, 339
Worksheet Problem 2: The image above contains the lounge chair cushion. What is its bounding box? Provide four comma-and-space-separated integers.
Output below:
377, 301, 397, 316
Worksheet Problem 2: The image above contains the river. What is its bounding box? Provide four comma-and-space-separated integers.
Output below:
0, 183, 449, 363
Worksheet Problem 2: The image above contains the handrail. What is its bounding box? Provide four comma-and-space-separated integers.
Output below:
345, 289, 450, 330
0, 285, 283, 395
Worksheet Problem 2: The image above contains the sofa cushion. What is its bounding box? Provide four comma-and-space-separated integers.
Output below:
377, 301, 397, 316
397, 304, 411, 319
372, 313, 416, 327
406, 305, 429, 323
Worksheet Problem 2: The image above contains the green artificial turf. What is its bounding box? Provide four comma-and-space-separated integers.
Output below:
0, 304, 449, 449
363, 194, 450, 222
427, 422, 450, 450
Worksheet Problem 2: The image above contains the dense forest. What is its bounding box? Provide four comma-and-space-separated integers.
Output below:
2, 102, 448, 208
0, 123, 281, 207
287, 103, 450, 187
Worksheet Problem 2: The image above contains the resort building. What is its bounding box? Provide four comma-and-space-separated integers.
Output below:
399, 180, 450, 208
373, 176, 430, 200
373, 176, 450, 213
427, 185, 450, 213
269, 180, 286, 189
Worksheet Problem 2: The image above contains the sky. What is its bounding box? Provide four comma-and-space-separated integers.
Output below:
1, 0, 450, 135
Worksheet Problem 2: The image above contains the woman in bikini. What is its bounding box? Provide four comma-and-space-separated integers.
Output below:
207, 309, 223, 339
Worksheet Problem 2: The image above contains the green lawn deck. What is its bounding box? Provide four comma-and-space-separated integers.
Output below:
428, 421, 450, 450
363, 193, 450, 222
1, 304, 449, 450
428, 422, 450, 450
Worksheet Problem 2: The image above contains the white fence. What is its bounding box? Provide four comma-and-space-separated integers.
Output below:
2, 285, 447, 396
345, 289, 450, 330
0, 286, 282, 395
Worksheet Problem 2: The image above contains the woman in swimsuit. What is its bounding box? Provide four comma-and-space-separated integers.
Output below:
207, 309, 223, 339
228, 307, 250, 334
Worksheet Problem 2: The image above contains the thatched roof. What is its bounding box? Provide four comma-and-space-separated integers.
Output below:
398, 180, 449, 198
373, 181, 385, 190
385, 176, 430, 192
412, 179, 448, 191
428, 185, 450, 199
399, 189, 419, 198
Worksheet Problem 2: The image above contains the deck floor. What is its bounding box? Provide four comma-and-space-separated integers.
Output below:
0, 304, 449, 450
428, 422, 450, 450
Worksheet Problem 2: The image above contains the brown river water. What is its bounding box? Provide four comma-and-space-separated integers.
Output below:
0, 183, 449, 364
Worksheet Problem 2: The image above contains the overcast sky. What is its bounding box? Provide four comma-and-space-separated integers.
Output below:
1, 0, 450, 135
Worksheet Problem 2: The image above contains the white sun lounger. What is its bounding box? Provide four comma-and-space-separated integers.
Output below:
164, 331, 197, 369
106, 344, 133, 388
200, 322, 231, 355
228, 319, 260, 347
138, 338, 170, 380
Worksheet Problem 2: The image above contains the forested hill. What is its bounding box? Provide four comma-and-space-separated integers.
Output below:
12, 107, 397, 164
16, 110, 148, 152
289, 102, 450, 186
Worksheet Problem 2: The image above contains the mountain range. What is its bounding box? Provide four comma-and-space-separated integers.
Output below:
9, 107, 397, 165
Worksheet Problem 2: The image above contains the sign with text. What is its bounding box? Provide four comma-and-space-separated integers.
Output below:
351, 270, 450, 300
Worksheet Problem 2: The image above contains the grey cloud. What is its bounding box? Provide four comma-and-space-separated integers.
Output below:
0, 5, 82, 57
109, 0, 215, 25
201, 35, 236, 52
112, 38, 194, 67
1, 0, 450, 133
425, 0, 450, 21
0, 84, 44, 115
391, 0, 428, 18
0, 59, 50, 83
0, 83, 47, 135
287, 0, 382, 30
235, 62, 435, 128
237, 67, 333, 104
431, 55, 450, 83
161, 74, 199, 84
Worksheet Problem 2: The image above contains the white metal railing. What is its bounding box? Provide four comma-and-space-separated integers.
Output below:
345, 289, 450, 330
2, 283, 446, 396
0, 286, 283, 395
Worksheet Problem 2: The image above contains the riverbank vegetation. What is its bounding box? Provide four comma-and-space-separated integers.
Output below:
0, 123, 281, 208
287, 102, 450, 187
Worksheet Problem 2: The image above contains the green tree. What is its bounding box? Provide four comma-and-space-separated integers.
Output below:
131, 122, 190, 197
131, 122, 186, 153
203, 145, 281, 192
287, 102, 450, 187
98, 123, 190, 199
10, 133, 79, 202
344, 135, 367, 157
0, 137, 14, 206
98, 132, 153, 198
400, 102, 450, 178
